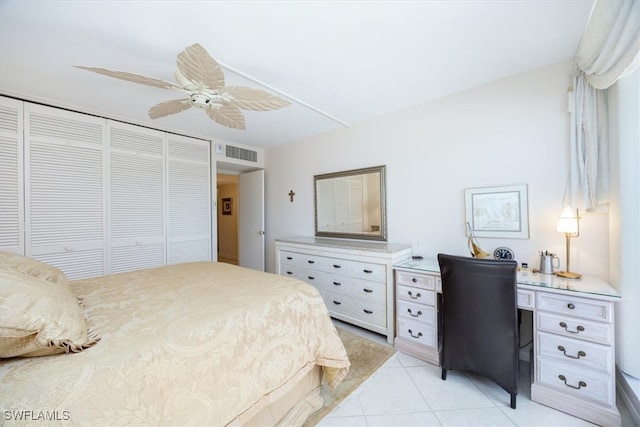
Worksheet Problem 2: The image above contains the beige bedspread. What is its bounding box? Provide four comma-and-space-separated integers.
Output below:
0, 262, 350, 425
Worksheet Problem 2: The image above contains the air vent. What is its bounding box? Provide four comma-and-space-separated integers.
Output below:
225, 145, 257, 163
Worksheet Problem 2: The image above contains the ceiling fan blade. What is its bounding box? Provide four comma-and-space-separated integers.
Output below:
177, 43, 225, 91
75, 66, 181, 90
148, 99, 192, 119
221, 86, 291, 111
206, 103, 246, 130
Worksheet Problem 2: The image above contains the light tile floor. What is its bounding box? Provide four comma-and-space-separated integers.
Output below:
320, 321, 636, 427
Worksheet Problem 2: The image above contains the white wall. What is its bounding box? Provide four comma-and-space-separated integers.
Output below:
609, 67, 640, 378
264, 60, 609, 279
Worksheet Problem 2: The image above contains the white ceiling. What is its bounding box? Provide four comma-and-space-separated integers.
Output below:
0, 1, 594, 150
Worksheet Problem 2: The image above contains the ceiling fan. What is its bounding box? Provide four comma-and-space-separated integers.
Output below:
75, 43, 291, 130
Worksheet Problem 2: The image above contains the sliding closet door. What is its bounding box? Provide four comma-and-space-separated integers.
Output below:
24, 104, 107, 279
108, 122, 166, 273
166, 135, 211, 264
0, 97, 24, 254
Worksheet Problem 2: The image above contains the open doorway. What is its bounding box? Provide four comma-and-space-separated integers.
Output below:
217, 173, 239, 265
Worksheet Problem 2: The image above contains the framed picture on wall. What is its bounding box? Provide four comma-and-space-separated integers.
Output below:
222, 198, 232, 215
465, 184, 529, 239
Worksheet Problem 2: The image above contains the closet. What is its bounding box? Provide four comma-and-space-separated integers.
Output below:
0, 96, 211, 279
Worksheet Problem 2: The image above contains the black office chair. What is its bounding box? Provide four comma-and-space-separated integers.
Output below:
437, 253, 519, 409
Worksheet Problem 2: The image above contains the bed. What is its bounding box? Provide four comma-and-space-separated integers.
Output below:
0, 253, 350, 426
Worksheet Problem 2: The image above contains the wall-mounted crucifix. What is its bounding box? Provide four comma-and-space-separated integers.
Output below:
288, 190, 295, 202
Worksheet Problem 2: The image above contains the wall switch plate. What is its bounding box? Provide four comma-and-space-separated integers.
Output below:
215, 143, 224, 155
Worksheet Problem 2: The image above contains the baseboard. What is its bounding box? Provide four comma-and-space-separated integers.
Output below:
617, 367, 640, 425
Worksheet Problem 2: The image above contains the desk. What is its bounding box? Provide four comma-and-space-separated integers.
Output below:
393, 259, 622, 426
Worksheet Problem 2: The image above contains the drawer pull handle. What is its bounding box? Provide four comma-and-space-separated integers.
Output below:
363, 309, 373, 314
307, 276, 315, 280
286, 271, 293, 275
307, 260, 315, 264
557, 346, 586, 359
363, 288, 373, 293
408, 291, 421, 299
286, 256, 293, 260
567, 303, 575, 309
412, 277, 417, 283
558, 375, 587, 390
559, 322, 585, 334
333, 264, 341, 268
363, 269, 373, 274
333, 282, 341, 286
408, 329, 422, 339
407, 309, 422, 317
333, 301, 341, 305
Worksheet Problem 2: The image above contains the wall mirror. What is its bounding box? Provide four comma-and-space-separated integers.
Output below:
314, 165, 387, 241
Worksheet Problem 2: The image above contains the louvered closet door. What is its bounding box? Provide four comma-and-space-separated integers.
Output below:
166, 135, 211, 264
108, 122, 165, 273
24, 104, 107, 279
0, 97, 24, 254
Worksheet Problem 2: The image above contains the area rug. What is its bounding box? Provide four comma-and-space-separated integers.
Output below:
305, 327, 396, 426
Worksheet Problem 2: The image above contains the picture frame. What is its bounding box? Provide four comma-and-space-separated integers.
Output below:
465, 184, 529, 239
222, 197, 232, 215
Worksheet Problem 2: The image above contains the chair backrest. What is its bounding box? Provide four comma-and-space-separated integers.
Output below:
437, 253, 519, 394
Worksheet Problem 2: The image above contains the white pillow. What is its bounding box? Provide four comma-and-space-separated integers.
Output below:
0, 250, 70, 290
0, 268, 99, 358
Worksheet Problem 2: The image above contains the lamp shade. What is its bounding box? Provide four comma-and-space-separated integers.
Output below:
556, 207, 579, 234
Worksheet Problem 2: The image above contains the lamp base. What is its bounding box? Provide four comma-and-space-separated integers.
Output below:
556, 271, 582, 279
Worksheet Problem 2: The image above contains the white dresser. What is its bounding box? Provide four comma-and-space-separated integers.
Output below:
275, 237, 411, 344
394, 259, 622, 426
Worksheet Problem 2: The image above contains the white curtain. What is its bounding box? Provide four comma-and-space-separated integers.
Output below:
566, 0, 640, 211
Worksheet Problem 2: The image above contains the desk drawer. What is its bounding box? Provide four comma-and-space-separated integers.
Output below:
537, 312, 612, 346
537, 358, 614, 407
397, 284, 435, 306
537, 331, 613, 375
537, 293, 611, 323
396, 271, 436, 290
397, 317, 436, 347
397, 300, 435, 325
517, 289, 535, 310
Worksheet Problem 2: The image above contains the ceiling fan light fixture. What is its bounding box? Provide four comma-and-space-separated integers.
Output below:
190, 93, 212, 109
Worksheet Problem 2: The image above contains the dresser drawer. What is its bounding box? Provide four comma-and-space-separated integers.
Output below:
324, 290, 386, 328
322, 275, 386, 305
537, 312, 612, 346
397, 300, 436, 325
537, 293, 611, 323
351, 260, 386, 282
537, 358, 614, 407
396, 271, 436, 290
397, 284, 435, 306
280, 265, 304, 280
298, 268, 326, 290
537, 331, 613, 375
397, 317, 436, 347
280, 251, 301, 266
300, 254, 332, 271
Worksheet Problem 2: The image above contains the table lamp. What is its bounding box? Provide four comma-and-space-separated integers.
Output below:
556, 207, 582, 279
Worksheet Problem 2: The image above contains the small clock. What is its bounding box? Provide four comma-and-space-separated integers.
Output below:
494, 247, 514, 260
